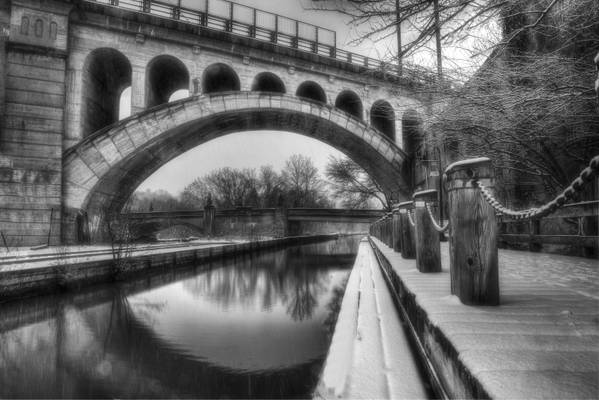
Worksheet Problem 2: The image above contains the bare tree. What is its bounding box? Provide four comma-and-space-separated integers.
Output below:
421, 0, 599, 205
325, 155, 392, 209
105, 207, 135, 281
281, 154, 332, 208
257, 165, 285, 207
180, 156, 333, 209
308, 1, 598, 79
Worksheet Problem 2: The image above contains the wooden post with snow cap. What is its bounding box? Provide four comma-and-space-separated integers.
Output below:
444, 157, 499, 305
392, 204, 401, 252
413, 189, 441, 273
398, 201, 416, 259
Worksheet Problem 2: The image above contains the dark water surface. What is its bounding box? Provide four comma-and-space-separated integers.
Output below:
0, 236, 362, 398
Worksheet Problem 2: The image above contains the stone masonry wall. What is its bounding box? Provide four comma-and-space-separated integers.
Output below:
0, 0, 71, 247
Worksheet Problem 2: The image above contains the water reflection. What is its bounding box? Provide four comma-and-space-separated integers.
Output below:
0, 236, 361, 398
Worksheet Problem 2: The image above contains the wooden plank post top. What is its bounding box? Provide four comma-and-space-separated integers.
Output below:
397, 201, 414, 210
413, 189, 438, 203
413, 189, 441, 273
444, 157, 499, 306
445, 157, 494, 190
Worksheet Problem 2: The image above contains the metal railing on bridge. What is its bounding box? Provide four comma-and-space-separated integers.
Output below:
84, 0, 436, 85
370, 155, 599, 307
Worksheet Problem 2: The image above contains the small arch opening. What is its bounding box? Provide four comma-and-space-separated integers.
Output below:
251, 72, 286, 93
119, 86, 131, 120
146, 55, 190, 108
296, 81, 326, 103
335, 90, 363, 119
202, 63, 240, 94
371, 100, 396, 141
169, 89, 190, 102
20, 16, 29, 35
81, 48, 132, 137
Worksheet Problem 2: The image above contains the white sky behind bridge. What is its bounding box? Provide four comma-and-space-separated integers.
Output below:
134, 0, 494, 197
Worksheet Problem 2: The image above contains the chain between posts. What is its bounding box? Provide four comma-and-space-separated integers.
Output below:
424, 202, 450, 232
473, 155, 599, 220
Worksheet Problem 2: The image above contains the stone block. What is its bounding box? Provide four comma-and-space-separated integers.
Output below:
4, 102, 63, 122
78, 143, 111, 178
2, 114, 63, 133
109, 127, 136, 158
124, 121, 150, 148
63, 156, 97, 189
6, 76, 64, 95
329, 112, 349, 130
5, 88, 64, 108
258, 94, 271, 109
92, 137, 121, 166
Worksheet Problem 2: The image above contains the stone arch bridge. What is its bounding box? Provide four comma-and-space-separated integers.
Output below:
0, 0, 433, 245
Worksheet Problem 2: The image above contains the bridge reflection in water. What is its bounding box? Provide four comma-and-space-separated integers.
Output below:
0, 236, 362, 398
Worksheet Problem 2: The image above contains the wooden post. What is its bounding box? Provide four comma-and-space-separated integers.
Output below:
445, 157, 499, 305
413, 190, 441, 272
398, 201, 416, 259
392, 204, 402, 252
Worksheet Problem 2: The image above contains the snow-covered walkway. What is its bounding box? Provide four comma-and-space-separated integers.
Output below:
367, 236, 598, 399
316, 238, 430, 399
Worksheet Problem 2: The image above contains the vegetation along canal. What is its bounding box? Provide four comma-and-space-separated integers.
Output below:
0, 236, 386, 398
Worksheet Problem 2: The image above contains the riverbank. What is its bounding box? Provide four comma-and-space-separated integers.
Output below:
0, 234, 341, 302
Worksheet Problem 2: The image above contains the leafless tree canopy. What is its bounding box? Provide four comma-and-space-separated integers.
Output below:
325, 155, 392, 209
180, 155, 333, 209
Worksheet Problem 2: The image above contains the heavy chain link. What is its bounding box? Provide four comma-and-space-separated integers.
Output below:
425, 202, 450, 232
474, 155, 599, 220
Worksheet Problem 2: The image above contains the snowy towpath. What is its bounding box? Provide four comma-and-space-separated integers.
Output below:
316, 238, 429, 399
369, 236, 599, 399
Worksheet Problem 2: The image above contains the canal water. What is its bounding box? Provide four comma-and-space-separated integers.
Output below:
0, 236, 362, 398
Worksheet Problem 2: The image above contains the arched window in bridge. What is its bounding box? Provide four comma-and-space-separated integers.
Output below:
81, 48, 132, 137
335, 90, 363, 120
251, 72, 286, 93
296, 81, 327, 103
146, 55, 190, 108
20, 16, 29, 35
371, 100, 396, 141
402, 109, 424, 189
34, 19, 43, 37
202, 63, 240, 94
49, 21, 58, 40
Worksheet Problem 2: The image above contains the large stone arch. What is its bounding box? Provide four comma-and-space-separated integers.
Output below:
62, 92, 409, 243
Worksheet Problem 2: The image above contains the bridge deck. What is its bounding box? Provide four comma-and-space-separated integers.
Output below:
368, 237, 598, 399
